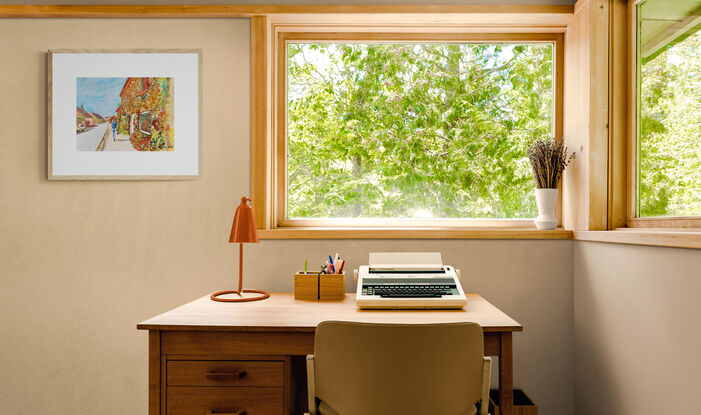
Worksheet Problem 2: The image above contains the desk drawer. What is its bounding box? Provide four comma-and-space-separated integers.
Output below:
167, 387, 283, 415
167, 360, 283, 387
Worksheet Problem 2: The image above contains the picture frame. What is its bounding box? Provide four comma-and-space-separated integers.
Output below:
47, 49, 202, 180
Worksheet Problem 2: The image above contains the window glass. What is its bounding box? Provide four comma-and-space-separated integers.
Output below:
139, 111, 152, 135
637, 0, 701, 217
286, 42, 554, 219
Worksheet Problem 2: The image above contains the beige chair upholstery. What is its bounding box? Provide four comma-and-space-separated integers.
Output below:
306, 321, 491, 415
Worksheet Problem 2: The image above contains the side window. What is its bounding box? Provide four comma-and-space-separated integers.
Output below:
636, 0, 701, 218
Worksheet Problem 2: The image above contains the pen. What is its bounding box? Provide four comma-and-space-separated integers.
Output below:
304, 260, 308, 273
337, 259, 345, 274
328, 255, 335, 273
333, 253, 340, 269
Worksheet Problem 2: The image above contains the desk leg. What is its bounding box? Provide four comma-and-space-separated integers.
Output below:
149, 330, 161, 415
499, 332, 513, 415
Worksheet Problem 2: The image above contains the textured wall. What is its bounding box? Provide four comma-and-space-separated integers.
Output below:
0, 16, 573, 415
574, 242, 701, 414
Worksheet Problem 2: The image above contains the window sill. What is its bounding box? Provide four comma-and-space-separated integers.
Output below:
257, 227, 573, 240
573, 229, 701, 250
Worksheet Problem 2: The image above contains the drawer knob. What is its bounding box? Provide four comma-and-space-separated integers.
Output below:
205, 411, 246, 415
205, 370, 247, 380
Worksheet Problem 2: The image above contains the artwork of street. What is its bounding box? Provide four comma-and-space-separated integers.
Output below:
76, 77, 174, 151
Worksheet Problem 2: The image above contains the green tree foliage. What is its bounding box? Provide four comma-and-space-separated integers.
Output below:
287, 42, 554, 219
639, 31, 701, 217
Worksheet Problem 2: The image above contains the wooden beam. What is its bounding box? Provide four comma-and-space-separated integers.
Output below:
588, 0, 610, 231
563, 0, 610, 231
0, 4, 574, 18
251, 16, 270, 229
563, 0, 593, 230
627, 0, 638, 226
609, 0, 628, 229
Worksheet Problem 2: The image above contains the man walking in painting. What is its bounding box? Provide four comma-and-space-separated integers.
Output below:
111, 118, 118, 141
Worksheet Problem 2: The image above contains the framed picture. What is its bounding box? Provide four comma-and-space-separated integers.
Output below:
48, 49, 201, 179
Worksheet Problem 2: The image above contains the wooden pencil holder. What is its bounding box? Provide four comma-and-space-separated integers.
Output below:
293, 272, 345, 301
294, 272, 319, 300
319, 272, 345, 301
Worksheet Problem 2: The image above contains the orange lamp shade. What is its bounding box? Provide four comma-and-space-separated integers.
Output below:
229, 197, 259, 243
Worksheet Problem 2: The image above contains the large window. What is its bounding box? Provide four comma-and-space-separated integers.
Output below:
636, 0, 701, 220
279, 33, 563, 227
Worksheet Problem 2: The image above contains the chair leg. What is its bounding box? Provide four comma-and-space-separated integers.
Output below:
481, 357, 492, 415
306, 355, 317, 415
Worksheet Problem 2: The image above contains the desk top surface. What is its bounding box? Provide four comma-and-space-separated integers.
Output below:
137, 293, 522, 332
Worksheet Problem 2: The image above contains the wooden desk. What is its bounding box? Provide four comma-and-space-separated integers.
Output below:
138, 293, 522, 415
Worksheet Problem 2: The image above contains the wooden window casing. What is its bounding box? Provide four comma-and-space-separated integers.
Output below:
256, 24, 566, 238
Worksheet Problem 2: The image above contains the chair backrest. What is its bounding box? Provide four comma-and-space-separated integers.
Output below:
313, 321, 485, 415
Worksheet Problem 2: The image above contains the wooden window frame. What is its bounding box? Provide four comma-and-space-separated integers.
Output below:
255, 23, 566, 238
573, 0, 701, 250
625, 0, 701, 229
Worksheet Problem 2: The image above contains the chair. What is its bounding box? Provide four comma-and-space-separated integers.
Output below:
306, 321, 492, 415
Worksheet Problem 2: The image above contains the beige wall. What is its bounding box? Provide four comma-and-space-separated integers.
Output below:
574, 242, 701, 414
0, 16, 574, 415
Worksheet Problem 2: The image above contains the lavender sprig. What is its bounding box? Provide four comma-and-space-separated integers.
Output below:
527, 138, 575, 189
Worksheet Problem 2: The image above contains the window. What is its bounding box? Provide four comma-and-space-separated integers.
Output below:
634, 0, 701, 224
139, 111, 152, 135
274, 32, 564, 229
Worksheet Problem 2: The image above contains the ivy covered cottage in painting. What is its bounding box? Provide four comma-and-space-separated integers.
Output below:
115, 77, 173, 151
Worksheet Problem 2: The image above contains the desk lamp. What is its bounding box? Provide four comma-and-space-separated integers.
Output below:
210, 197, 270, 302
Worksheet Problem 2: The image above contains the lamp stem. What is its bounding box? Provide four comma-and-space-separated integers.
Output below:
237, 243, 244, 294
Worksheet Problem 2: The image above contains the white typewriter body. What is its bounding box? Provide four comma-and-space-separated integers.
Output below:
355, 252, 467, 310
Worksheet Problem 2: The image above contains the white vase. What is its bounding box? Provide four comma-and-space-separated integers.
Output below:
534, 188, 558, 230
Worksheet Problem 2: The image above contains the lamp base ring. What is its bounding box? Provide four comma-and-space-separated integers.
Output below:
210, 289, 270, 302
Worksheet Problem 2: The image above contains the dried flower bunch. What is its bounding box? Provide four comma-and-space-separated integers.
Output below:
527, 138, 576, 189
